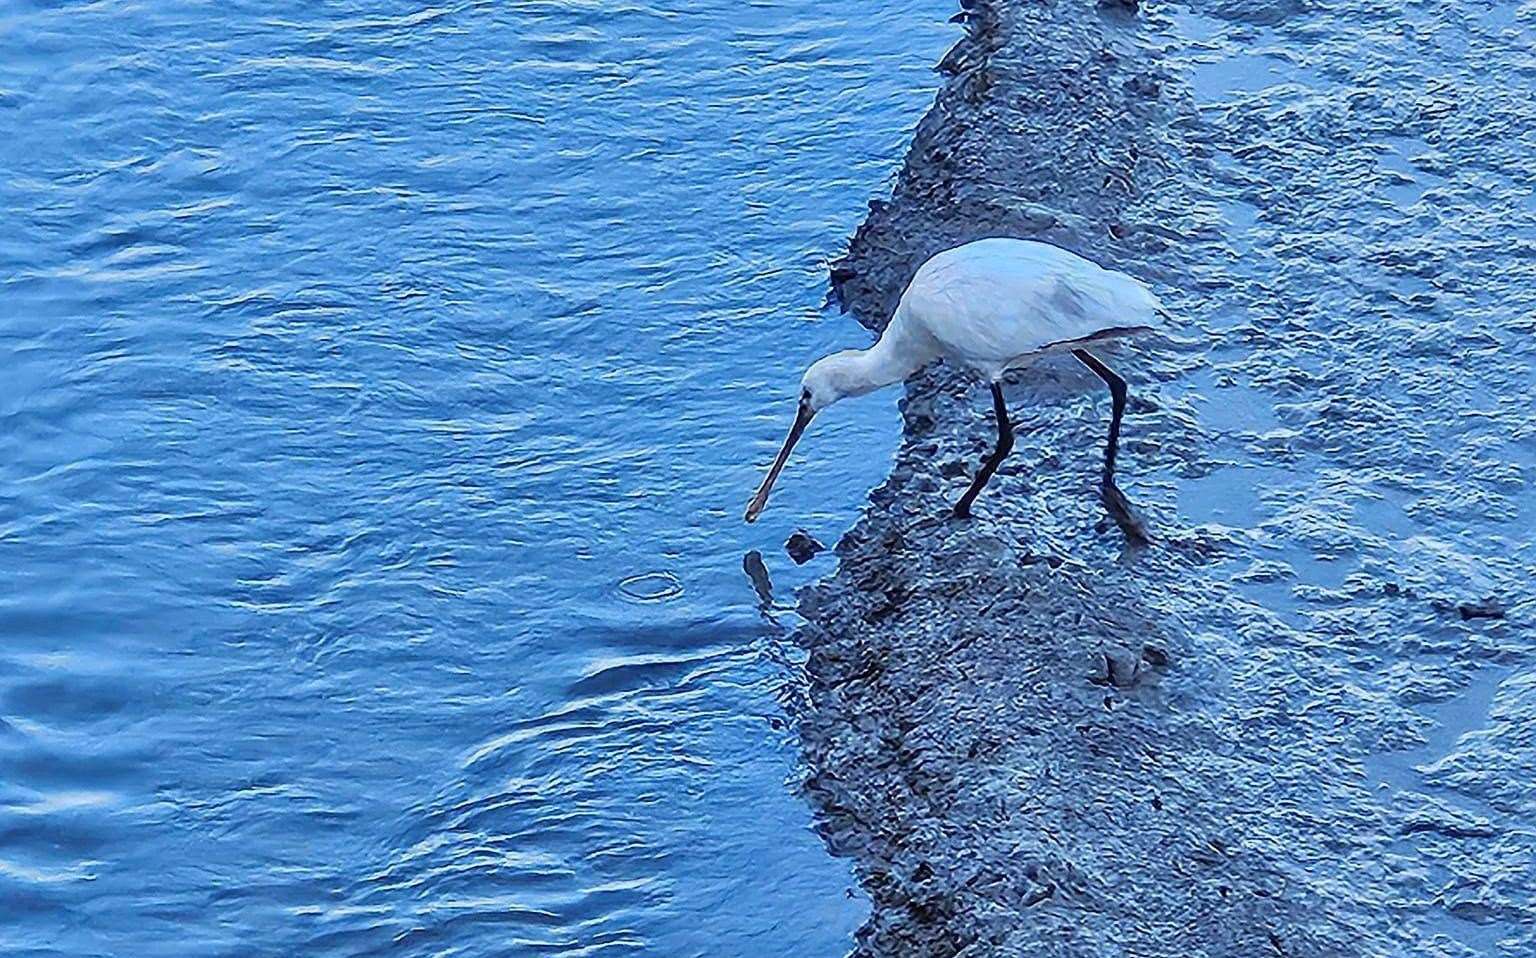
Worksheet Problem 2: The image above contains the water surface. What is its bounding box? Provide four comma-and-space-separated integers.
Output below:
0, 2, 952, 954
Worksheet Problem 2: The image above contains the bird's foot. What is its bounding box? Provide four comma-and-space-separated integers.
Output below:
1101, 480, 1150, 546
951, 501, 974, 521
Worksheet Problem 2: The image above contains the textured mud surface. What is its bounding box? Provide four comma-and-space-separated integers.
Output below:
792, 0, 1536, 954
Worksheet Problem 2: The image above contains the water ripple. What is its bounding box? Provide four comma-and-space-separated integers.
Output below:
0, 0, 953, 953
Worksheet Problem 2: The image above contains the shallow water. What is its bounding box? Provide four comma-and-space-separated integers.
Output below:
1163, 0, 1536, 950
0, 3, 952, 954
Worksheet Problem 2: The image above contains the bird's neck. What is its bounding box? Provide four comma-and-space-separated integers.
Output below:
850, 318, 935, 393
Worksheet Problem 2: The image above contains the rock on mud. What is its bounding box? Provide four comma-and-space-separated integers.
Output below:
1457, 598, 1506, 621
785, 530, 826, 565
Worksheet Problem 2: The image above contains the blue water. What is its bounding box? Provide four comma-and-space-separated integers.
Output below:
0, 3, 951, 954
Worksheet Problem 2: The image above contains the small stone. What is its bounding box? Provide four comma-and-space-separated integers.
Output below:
742, 550, 774, 606
1124, 73, 1161, 97
1088, 655, 1110, 686
786, 530, 826, 565
1458, 598, 1505, 621
1012, 202, 1060, 231
1091, 645, 1142, 688
1106, 647, 1141, 687
1141, 643, 1170, 667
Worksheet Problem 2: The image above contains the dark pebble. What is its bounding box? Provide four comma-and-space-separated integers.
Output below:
1091, 646, 1142, 688
1458, 598, 1505, 620
786, 530, 826, 565
742, 550, 774, 605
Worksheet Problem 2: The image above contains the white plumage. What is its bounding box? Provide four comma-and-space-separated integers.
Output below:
898, 237, 1163, 379
746, 237, 1164, 539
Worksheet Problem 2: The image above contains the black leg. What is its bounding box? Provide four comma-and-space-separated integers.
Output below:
1072, 349, 1149, 544
954, 383, 1014, 519
1071, 349, 1127, 483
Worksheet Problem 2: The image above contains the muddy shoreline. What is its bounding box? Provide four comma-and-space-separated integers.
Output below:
793, 0, 1536, 955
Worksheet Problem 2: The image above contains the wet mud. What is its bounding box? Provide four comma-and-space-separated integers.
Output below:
792, 0, 1536, 954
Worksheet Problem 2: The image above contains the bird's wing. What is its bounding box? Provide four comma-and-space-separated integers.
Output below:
1049, 268, 1162, 333
902, 242, 1164, 373
915, 269, 1066, 361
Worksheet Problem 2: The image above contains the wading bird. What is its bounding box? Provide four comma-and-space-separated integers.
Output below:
743, 237, 1164, 543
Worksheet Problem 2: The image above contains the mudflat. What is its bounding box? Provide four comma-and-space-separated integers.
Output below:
794, 0, 1536, 954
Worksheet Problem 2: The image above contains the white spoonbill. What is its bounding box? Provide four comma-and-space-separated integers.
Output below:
744, 237, 1164, 542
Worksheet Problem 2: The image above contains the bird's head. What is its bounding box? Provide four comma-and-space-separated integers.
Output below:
800, 349, 875, 413
744, 349, 890, 523
742, 350, 868, 523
